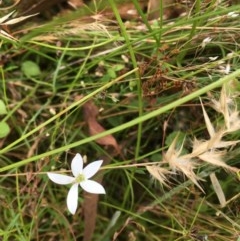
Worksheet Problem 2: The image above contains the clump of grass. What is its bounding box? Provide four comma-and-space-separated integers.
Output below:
0, 0, 240, 240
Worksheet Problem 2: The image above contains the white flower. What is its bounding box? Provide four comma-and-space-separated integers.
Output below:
47, 153, 105, 215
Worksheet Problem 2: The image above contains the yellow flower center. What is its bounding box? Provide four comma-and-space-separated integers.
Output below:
75, 174, 85, 183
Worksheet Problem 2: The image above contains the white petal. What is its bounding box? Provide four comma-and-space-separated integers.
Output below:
83, 160, 103, 179
71, 153, 83, 177
47, 173, 74, 185
67, 183, 79, 215
80, 180, 106, 194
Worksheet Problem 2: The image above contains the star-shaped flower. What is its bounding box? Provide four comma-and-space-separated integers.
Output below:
47, 153, 105, 215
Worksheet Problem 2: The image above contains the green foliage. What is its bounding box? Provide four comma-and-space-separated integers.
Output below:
0, 100, 10, 138
0, 0, 239, 240
0, 121, 10, 138
0, 100, 7, 114
21, 60, 41, 77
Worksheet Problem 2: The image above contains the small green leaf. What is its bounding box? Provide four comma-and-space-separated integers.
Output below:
165, 131, 185, 147
0, 121, 10, 138
107, 68, 116, 78
129, 80, 137, 90
134, 169, 146, 175
150, 153, 162, 162
165, 131, 188, 155
0, 100, 7, 115
21, 60, 41, 77
112, 64, 124, 71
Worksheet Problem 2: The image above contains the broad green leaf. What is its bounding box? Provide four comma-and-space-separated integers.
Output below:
0, 121, 10, 138
21, 60, 41, 77
0, 100, 7, 115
